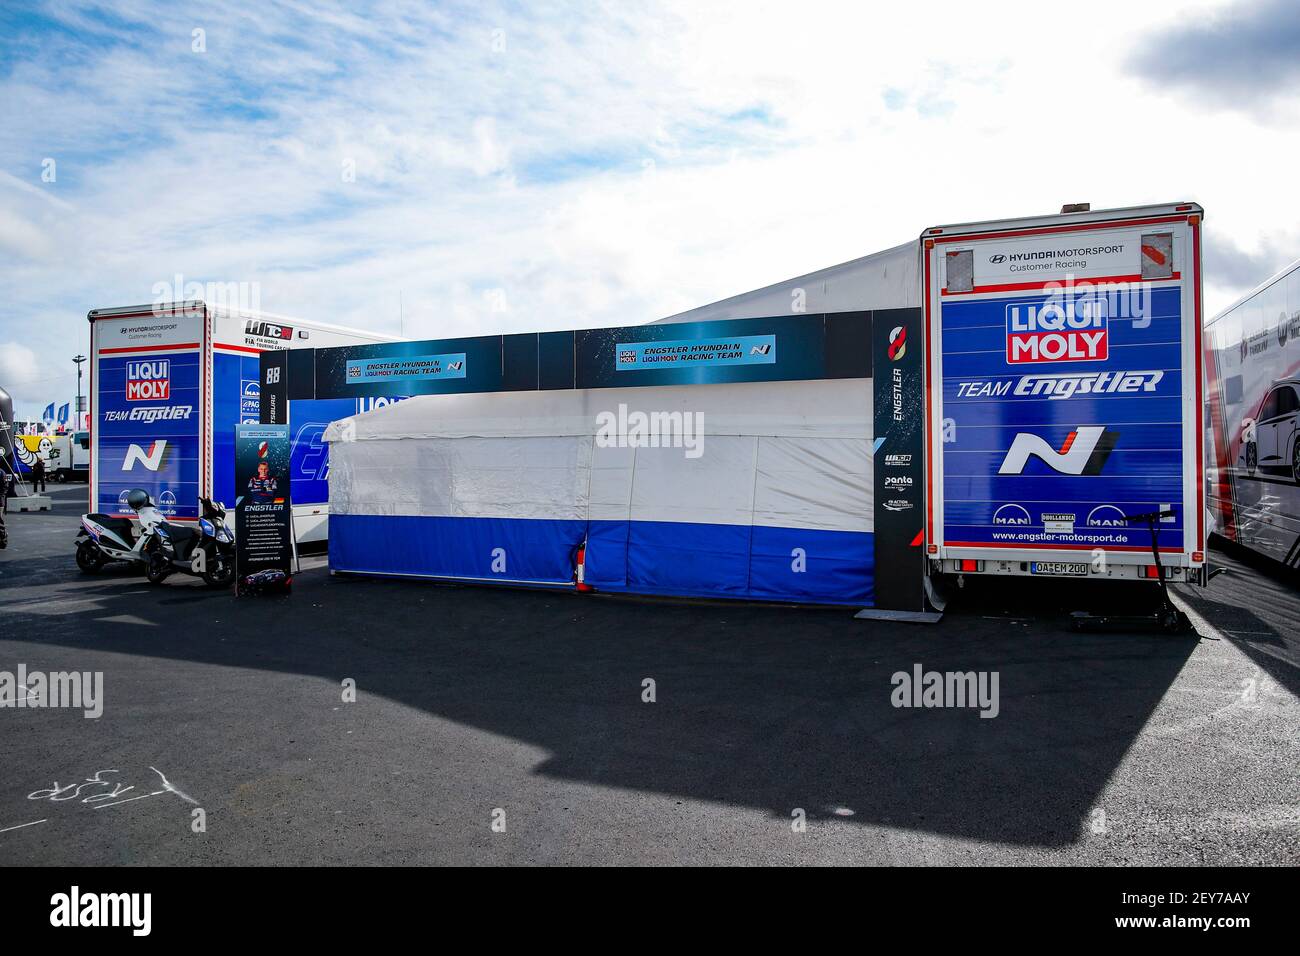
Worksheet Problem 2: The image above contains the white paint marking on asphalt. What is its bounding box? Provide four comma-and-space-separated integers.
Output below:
149, 766, 198, 805
92, 789, 168, 809
0, 819, 48, 834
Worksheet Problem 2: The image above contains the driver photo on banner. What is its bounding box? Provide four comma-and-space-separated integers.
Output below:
247, 460, 279, 504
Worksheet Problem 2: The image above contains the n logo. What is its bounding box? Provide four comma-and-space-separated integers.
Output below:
123, 440, 168, 472
998, 427, 1118, 476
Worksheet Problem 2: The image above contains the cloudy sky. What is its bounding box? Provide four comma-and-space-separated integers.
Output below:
2, 0, 1299, 417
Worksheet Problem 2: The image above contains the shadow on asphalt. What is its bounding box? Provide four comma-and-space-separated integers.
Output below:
1175, 535, 1300, 699
1, 488, 1201, 848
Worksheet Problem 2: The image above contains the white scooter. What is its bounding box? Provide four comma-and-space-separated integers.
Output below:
75, 488, 163, 573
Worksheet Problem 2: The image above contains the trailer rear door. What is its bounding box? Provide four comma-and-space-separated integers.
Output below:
923, 204, 1205, 579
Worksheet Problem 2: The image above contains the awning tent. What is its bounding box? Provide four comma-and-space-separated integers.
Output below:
324, 379, 874, 603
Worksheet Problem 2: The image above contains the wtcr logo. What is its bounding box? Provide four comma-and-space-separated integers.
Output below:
998, 426, 1119, 476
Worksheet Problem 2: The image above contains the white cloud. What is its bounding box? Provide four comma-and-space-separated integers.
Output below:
0, 342, 45, 389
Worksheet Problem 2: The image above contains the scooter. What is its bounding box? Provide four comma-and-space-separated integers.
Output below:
144, 496, 236, 588
76, 488, 163, 573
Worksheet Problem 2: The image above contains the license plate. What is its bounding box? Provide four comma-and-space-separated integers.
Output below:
1030, 562, 1089, 577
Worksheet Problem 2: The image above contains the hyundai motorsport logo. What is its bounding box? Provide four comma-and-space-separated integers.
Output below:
1006, 295, 1108, 364
125, 359, 170, 401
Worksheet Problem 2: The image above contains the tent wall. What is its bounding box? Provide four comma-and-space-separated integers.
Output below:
326, 379, 873, 604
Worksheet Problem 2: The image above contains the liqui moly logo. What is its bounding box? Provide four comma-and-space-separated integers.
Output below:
125, 359, 170, 401
1006, 296, 1108, 364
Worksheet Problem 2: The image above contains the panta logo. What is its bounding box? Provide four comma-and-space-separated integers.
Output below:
125, 359, 170, 401
1006, 297, 1108, 364
992, 503, 1032, 525
888, 326, 907, 361
123, 440, 168, 471
998, 426, 1119, 476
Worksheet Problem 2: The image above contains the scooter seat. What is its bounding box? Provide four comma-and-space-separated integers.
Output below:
161, 523, 196, 547
87, 514, 136, 541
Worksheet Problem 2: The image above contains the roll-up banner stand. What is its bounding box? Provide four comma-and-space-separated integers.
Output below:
262, 311, 930, 616
861, 308, 933, 621
234, 423, 296, 589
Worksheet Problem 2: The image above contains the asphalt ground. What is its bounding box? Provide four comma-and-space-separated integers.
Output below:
0, 484, 1296, 865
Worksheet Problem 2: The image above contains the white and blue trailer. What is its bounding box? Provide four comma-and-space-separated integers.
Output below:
923, 202, 1208, 584
87, 302, 400, 543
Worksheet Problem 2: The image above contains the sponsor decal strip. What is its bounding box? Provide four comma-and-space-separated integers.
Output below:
946, 541, 1183, 553
98, 342, 200, 354
214, 342, 263, 354
1191, 216, 1204, 554
943, 272, 1181, 297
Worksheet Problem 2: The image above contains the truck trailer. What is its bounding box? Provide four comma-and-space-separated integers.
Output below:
1204, 255, 1300, 568
87, 301, 400, 543
923, 202, 1207, 585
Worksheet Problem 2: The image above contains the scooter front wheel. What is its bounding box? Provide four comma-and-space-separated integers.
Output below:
145, 552, 171, 585
202, 550, 235, 588
75, 539, 105, 573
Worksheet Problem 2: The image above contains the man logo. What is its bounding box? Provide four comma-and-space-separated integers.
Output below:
122, 440, 168, 472
888, 326, 907, 361
992, 504, 1032, 526
1086, 504, 1127, 528
989, 254, 1007, 264
998, 426, 1119, 476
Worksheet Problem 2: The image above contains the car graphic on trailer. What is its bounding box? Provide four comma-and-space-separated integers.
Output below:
1240, 379, 1300, 483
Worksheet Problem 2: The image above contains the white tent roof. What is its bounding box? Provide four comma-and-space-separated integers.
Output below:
651, 240, 919, 324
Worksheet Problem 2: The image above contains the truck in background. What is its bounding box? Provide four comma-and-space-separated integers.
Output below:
1204, 256, 1300, 568
923, 202, 1207, 585
48, 431, 90, 481
88, 301, 401, 543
